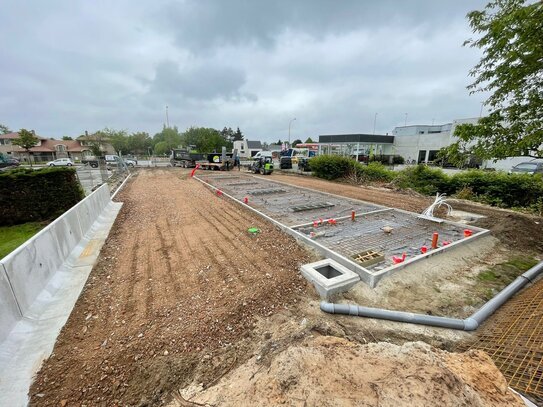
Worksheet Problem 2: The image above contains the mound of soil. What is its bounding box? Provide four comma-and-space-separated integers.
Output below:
176, 337, 523, 407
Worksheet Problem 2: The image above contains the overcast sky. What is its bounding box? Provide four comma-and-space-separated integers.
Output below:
0, 0, 489, 142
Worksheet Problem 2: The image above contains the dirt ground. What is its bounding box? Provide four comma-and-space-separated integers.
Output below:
30, 169, 316, 406
171, 337, 523, 407
28, 169, 541, 406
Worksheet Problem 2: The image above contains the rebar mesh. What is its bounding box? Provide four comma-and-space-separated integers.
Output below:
458, 279, 543, 402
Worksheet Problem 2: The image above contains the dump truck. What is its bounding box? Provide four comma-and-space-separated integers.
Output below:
170, 149, 206, 168
171, 149, 236, 170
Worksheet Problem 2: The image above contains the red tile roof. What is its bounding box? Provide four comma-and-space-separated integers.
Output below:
3, 133, 91, 153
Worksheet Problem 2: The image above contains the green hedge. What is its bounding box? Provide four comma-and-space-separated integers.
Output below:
309, 155, 358, 180
0, 167, 85, 226
309, 155, 543, 211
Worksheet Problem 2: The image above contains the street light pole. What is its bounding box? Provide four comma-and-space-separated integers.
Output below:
166, 105, 170, 128
288, 117, 296, 147
373, 113, 378, 134
404, 113, 408, 126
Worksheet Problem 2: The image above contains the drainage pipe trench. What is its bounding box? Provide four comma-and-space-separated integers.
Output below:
321, 260, 543, 331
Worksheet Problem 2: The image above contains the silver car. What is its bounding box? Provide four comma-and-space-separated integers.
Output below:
509, 161, 543, 175
47, 158, 74, 167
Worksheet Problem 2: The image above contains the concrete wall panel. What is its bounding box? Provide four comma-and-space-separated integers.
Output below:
48, 208, 83, 261
76, 185, 110, 235
2, 228, 65, 315
0, 265, 21, 343
0, 184, 112, 317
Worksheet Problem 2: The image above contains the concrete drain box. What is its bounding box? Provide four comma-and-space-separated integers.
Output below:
300, 259, 360, 299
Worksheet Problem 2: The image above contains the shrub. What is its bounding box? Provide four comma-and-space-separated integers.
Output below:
0, 167, 85, 226
392, 165, 452, 195
393, 155, 405, 165
309, 155, 357, 180
450, 170, 543, 208
356, 162, 396, 182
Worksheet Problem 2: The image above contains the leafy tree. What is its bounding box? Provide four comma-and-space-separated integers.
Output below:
183, 127, 231, 152
448, 0, 543, 160
98, 128, 129, 155
0, 124, 10, 134
276, 139, 283, 145
233, 127, 244, 141
12, 129, 39, 167
62, 136, 73, 140
305, 137, 314, 143
83, 131, 109, 157
127, 132, 152, 155
153, 125, 182, 151
220, 127, 235, 143
153, 141, 169, 156
292, 139, 302, 147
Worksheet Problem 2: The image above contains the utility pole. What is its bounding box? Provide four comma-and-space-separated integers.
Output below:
373, 113, 378, 134
288, 117, 296, 147
166, 105, 170, 128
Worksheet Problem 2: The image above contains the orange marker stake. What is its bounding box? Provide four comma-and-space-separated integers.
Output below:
431, 232, 439, 249
351, 211, 356, 221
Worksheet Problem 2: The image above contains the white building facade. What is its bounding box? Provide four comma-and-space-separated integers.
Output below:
233, 140, 262, 158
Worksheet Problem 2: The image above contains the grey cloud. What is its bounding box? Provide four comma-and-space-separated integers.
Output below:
1, 0, 490, 141
147, 61, 249, 101
155, 0, 485, 53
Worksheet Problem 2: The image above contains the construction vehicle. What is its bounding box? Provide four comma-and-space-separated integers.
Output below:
252, 156, 274, 175
170, 149, 206, 168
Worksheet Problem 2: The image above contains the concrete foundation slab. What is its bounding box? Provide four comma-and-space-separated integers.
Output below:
301, 259, 360, 299
194, 174, 490, 288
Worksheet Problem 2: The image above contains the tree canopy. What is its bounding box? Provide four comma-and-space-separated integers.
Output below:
13, 129, 39, 167
305, 137, 314, 143
0, 124, 10, 134
153, 126, 182, 152
182, 127, 232, 152
449, 0, 543, 160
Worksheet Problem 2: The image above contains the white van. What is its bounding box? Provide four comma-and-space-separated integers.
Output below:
252, 151, 272, 160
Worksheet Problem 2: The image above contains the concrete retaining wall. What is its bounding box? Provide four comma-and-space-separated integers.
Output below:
0, 184, 112, 343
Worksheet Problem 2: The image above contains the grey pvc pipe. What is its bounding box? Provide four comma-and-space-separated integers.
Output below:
321, 260, 543, 331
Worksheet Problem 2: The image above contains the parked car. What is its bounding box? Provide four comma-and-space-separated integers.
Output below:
47, 158, 74, 167
0, 155, 20, 169
509, 161, 543, 175
105, 155, 136, 167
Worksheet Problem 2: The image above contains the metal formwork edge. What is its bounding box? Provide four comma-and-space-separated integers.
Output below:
196, 175, 491, 288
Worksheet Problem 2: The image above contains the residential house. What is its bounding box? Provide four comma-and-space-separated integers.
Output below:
233, 140, 262, 158
0, 132, 111, 163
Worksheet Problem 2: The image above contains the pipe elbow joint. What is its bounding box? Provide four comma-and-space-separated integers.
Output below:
463, 317, 479, 331
320, 301, 335, 314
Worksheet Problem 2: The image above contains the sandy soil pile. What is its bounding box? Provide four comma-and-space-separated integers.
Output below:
174, 336, 523, 407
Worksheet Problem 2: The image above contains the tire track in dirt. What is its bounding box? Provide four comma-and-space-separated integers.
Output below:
120, 229, 142, 316
155, 221, 182, 297
29, 169, 313, 407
